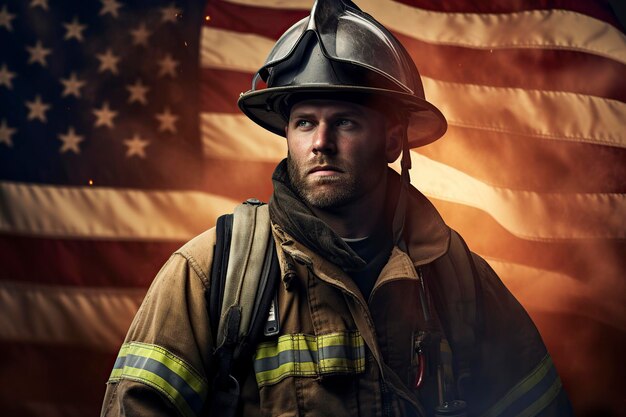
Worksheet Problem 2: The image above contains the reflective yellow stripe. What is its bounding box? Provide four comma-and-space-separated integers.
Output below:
108, 342, 208, 417
518, 375, 563, 417
480, 354, 561, 417
254, 332, 366, 386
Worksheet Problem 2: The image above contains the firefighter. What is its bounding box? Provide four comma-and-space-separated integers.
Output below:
102, 1, 573, 416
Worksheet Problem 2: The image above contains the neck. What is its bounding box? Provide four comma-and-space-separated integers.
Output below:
309, 174, 388, 239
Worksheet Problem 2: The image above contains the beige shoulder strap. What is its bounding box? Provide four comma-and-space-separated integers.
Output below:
217, 202, 272, 344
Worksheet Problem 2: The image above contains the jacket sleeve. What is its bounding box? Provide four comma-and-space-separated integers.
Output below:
468, 254, 574, 417
101, 229, 217, 417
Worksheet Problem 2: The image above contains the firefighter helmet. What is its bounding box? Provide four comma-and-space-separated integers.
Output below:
237, 0, 447, 147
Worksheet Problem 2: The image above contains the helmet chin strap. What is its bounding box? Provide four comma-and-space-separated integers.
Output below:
392, 129, 412, 252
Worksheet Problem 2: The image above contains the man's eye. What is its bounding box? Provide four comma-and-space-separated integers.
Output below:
336, 119, 354, 127
296, 120, 312, 128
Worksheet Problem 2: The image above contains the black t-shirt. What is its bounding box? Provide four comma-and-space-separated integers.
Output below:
345, 234, 393, 300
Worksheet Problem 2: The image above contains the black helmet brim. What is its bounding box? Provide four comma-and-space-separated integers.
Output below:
238, 84, 447, 148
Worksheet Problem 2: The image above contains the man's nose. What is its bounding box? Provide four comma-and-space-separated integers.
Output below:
312, 123, 336, 155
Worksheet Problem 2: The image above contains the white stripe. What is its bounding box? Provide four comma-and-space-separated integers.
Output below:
201, 27, 626, 147
201, 28, 270, 73
486, 258, 626, 331
0, 281, 144, 349
201, 113, 287, 162
409, 152, 626, 240
221, 0, 626, 64
197, 114, 625, 240
422, 78, 626, 148
0, 182, 238, 239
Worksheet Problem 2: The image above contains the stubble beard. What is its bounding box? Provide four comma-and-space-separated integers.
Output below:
287, 155, 359, 209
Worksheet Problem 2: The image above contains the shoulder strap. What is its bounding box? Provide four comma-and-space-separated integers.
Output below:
429, 230, 483, 400
208, 199, 280, 417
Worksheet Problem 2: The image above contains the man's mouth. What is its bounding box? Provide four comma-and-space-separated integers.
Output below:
308, 165, 343, 176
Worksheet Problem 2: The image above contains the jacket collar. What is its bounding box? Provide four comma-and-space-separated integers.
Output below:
271, 171, 451, 279
402, 184, 451, 267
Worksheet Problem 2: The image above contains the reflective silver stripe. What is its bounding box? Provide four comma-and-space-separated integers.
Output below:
254, 332, 366, 386
109, 342, 208, 417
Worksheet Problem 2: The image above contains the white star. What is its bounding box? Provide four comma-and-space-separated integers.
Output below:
0, 63, 16, 90
58, 126, 84, 154
93, 102, 118, 128
0, 119, 16, 147
155, 108, 179, 133
130, 23, 151, 47
96, 49, 120, 74
126, 79, 149, 105
60, 72, 86, 98
158, 54, 179, 78
30, 0, 49, 11
25, 95, 51, 123
160, 4, 181, 23
63, 17, 87, 42
100, 0, 122, 18
124, 134, 149, 158
26, 41, 52, 67
0, 5, 16, 32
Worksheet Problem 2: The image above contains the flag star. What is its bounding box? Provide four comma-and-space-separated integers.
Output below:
160, 3, 182, 23
158, 54, 179, 78
93, 102, 118, 128
126, 79, 149, 104
63, 17, 87, 42
96, 49, 120, 74
0, 5, 16, 32
26, 41, 52, 67
0, 119, 17, 147
130, 23, 151, 47
155, 108, 179, 133
58, 126, 84, 154
25, 95, 51, 123
0, 64, 16, 90
100, 0, 123, 18
30, 0, 49, 10
60, 72, 86, 98
124, 134, 149, 158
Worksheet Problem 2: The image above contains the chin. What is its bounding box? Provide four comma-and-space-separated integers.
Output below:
303, 188, 359, 210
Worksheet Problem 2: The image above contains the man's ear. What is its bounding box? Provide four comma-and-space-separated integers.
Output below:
385, 123, 404, 163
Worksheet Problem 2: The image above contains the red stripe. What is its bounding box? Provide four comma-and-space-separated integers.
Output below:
419, 126, 626, 193
201, 69, 251, 113
205, 1, 308, 39
393, 0, 624, 28
202, 157, 277, 201
0, 235, 181, 287
0, 341, 115, 414
394, 33, 626, 103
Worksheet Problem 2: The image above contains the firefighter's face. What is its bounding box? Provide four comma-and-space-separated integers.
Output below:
286, 99, 402, 210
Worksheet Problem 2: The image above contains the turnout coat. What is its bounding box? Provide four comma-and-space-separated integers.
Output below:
101, 187, 571, 417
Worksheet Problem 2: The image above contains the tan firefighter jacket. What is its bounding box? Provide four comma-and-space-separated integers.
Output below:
101, 188, 572, 417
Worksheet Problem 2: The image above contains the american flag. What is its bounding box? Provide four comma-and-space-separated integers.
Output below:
0, 0, 624, 416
